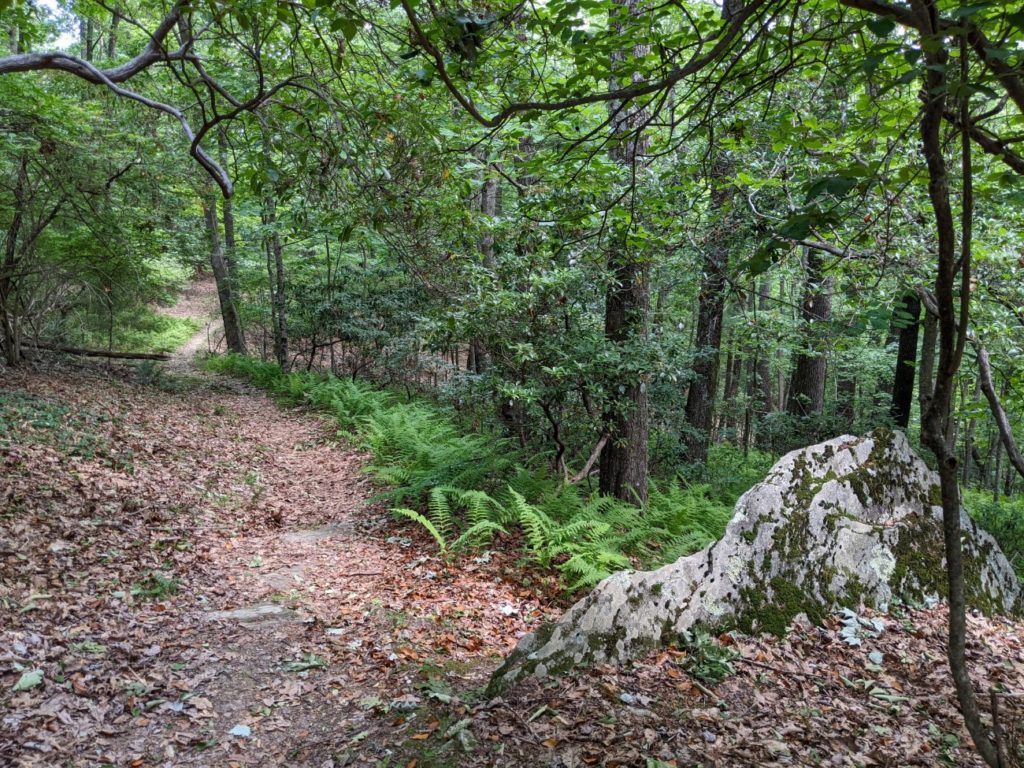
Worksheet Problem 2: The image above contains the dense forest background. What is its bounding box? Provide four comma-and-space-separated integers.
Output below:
3, 0, 1021, 508
2, 0, 1024, 761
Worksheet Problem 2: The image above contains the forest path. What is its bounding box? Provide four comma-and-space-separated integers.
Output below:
0, 280, 547, 766
158, 273, 225, 374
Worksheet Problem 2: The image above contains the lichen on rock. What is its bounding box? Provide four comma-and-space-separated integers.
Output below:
488, 430, 1021, 695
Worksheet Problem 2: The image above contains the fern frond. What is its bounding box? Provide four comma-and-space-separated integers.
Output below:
392, 507, 447, 556
451, 520, 506, 553
428, 486, 456, 540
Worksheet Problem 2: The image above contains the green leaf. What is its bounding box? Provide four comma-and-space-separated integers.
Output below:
13, 669, 43, 691
867, 17, 896, 37
804, 175, 858, 203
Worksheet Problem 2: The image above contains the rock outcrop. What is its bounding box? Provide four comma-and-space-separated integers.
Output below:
489, 431, 1021, 693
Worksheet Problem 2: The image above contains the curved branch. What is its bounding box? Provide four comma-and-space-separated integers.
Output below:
943, 108, 1024, 176
0, 2, 232, 195
400, 0, 774, 128
0, 3, 187, 82
65, 58, 232, 196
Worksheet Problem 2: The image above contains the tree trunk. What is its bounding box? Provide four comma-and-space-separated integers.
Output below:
683, 140, 733, 460
106, 12, 119, 60
0, 155, 28, 366
787, 248, 831, 416
890, 292, 921, 428
722, 342, 742, 437
263, 193, 288, 371
914, 16, 998, 765
202, 190, 246, 354
470, 158, 498, 373
85, 18, 95, 61
599, 0, 650, 504
962, 377, 981, 485
599, 252, 650, 503
216, 129, 246, 355
755, 280, 773, 415
836, 366, 857, 422
918, 301, 938, 425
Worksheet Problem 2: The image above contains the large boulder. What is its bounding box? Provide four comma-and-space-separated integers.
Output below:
490, 430, 1021, 693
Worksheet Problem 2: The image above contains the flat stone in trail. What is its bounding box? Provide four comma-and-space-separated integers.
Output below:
206, 603, 306, 623
281, 522, 352, 543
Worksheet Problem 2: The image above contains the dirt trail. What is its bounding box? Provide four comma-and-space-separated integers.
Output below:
0, 288, 549, 767
159, 275, 225, 374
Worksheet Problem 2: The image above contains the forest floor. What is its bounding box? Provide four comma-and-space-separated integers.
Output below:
2, 279, 1024, 767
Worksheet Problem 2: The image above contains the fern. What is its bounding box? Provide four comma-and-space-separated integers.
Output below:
427, 486, 456, 540
451, 520, 506, 554
392, 507, 448, 557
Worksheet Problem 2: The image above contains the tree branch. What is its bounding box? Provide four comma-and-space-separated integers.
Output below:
0, 3, 187, 82
975, 342, 1024, 482
399, 0, 773, 128
0, 2, 233, 196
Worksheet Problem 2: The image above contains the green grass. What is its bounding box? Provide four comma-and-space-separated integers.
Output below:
204, 353, 762, 590
72, 307, 199, 353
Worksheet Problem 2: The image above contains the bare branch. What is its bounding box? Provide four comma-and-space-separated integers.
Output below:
975, 341, 1024, 482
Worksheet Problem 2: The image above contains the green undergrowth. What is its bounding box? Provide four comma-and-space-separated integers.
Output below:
204, 353, 746, 590
0, 390, 110, 459
964, 489, 1024, 580
71, 307, 199, 353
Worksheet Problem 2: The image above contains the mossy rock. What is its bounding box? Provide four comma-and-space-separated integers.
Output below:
489, 430, 1021, 695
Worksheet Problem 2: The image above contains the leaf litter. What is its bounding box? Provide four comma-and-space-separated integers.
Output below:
2, 353, 1024, 767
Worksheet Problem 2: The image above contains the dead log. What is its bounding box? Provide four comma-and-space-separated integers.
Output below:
27, 340, 170, 361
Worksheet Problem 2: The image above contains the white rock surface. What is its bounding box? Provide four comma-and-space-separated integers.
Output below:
489, 431, 1020, 693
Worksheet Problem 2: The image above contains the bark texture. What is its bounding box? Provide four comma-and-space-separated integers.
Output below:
490, 431, 1020, 694
598, 0, 650, 504
683, 140, 734, 460
202, 192, 246, 354
786, 248, 831, 416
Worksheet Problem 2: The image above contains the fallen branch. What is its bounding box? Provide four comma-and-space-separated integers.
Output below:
569, 433, 609, 484
28, 341, 170, 361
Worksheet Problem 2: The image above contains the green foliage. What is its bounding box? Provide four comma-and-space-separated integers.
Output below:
698, 445, 776, 505
965, 489, 1024, 579
364, 406, 518, 504
71, 308, 199, 354
0, 390, 109, 459
207, 353, 748, 589
130, 572, 179, 601
677, 629, 739, 685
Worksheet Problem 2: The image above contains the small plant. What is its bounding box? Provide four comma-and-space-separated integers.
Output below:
677, 629, 738, 684
392, 504, 505, 563
130, 572, 179, 601
283, 653, 327, 672
837, 607, 885, 647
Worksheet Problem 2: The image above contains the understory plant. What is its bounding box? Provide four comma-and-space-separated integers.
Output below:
206, 353, 744, 589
